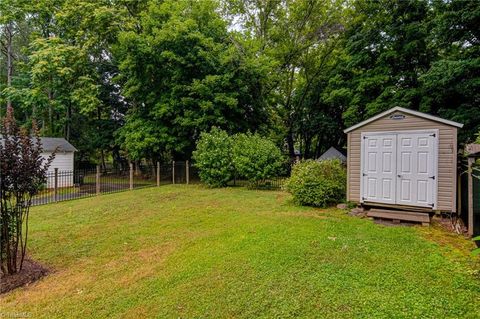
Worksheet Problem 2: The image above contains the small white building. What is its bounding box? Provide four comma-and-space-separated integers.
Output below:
41, 137, 77, 188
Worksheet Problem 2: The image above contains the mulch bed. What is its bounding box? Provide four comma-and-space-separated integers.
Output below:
1, 258, 50, 294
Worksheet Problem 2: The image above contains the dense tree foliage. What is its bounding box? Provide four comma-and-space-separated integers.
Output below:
0, 0, 479, 165
420, 0, 480, 142
115, 0, 269, 160
330, 0, 433, 126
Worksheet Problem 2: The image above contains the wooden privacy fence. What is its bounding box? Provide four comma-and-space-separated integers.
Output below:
32, 161, 197, 206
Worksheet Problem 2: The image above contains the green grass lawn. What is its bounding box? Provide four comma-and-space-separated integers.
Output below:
1, 185, 479, 318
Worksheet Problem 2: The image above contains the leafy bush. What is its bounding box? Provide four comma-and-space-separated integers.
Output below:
284, 159, 346, 207
192, 127, 234, 187
232, 133, 285, 185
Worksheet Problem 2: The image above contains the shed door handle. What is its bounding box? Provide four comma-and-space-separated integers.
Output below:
397, 174, 402, 178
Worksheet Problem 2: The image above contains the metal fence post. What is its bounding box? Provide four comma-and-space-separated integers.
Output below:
54, 168, 58, 202
96, 165, 100, 195
157, 161, 160, 187
468, 157, 474, 236
186, 160, 189, 184
129, 162, 134, 190
172, 161, 175, 184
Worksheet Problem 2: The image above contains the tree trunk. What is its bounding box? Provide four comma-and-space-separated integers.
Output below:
304, 136, 312, 159
100, 149, 106, 172
66, 103, 72, 141
48, 87, 53, 135
315, 137, 322, 158
286, 128, 295, 158
135, 160, 140, 176
151, 158, 156, 177
112, 147, 121, 170
5, 22, 13, 111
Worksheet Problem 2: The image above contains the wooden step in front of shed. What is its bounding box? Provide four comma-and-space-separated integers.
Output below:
367, 208, 431, 225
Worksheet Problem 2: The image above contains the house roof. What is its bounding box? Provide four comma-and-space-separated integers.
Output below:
318, 146, 347, 162
40, 137, 77, 152
343, 106, 464, 133
0, 135, 77, 152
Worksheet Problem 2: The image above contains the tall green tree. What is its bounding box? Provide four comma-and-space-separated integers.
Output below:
225, 0, 349, 157
10, 37, 100, 139
53, 0, 138, 166
1, 0, 138, 166
2, 0, 479, 165
0, 0, 31, 115
115, 0, 269, 161
328, 0, 433, 128
322, 0, 479, 145
420, 0, 480, 142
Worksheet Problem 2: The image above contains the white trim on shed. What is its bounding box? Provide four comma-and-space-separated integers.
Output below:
344, 107, 463, 133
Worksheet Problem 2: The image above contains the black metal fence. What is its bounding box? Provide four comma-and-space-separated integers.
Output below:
473, 164, 480, 236
227, 177, 287, 190
31, 161, 198, 206
227, 161, 292, 190
31, 160, 287, 206
459, 159, 480, 236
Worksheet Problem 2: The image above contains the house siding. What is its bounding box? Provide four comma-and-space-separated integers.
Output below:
43, 152, 75, 188
347, 110, 457, 212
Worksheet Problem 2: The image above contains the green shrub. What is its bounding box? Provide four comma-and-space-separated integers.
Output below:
192, 127, 234, 187
232, 133, 285, 185
284, 159, 346, 207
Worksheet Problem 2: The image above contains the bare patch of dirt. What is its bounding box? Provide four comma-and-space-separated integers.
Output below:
1, 258, 50, 294
431, 215, 468, 235
277, 211, 329, 219
348, 207, 367, 217
373, 218, 416, 227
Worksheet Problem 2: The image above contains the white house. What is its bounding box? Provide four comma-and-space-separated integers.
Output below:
40, 137, 77, 188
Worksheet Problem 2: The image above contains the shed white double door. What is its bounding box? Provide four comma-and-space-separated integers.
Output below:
361, 131, 438, 208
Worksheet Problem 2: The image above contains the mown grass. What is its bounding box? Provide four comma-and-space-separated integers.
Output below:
1, 185, 479, 318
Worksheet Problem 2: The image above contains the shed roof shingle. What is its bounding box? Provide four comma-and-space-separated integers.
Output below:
0, 135, 77, 152
39, 137, 77, 152
318, 147, 346, 163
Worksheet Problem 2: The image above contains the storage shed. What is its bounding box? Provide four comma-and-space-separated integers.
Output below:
41, 137, 77, 188
1, 135, 77, 188
344, 107, 463, 220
